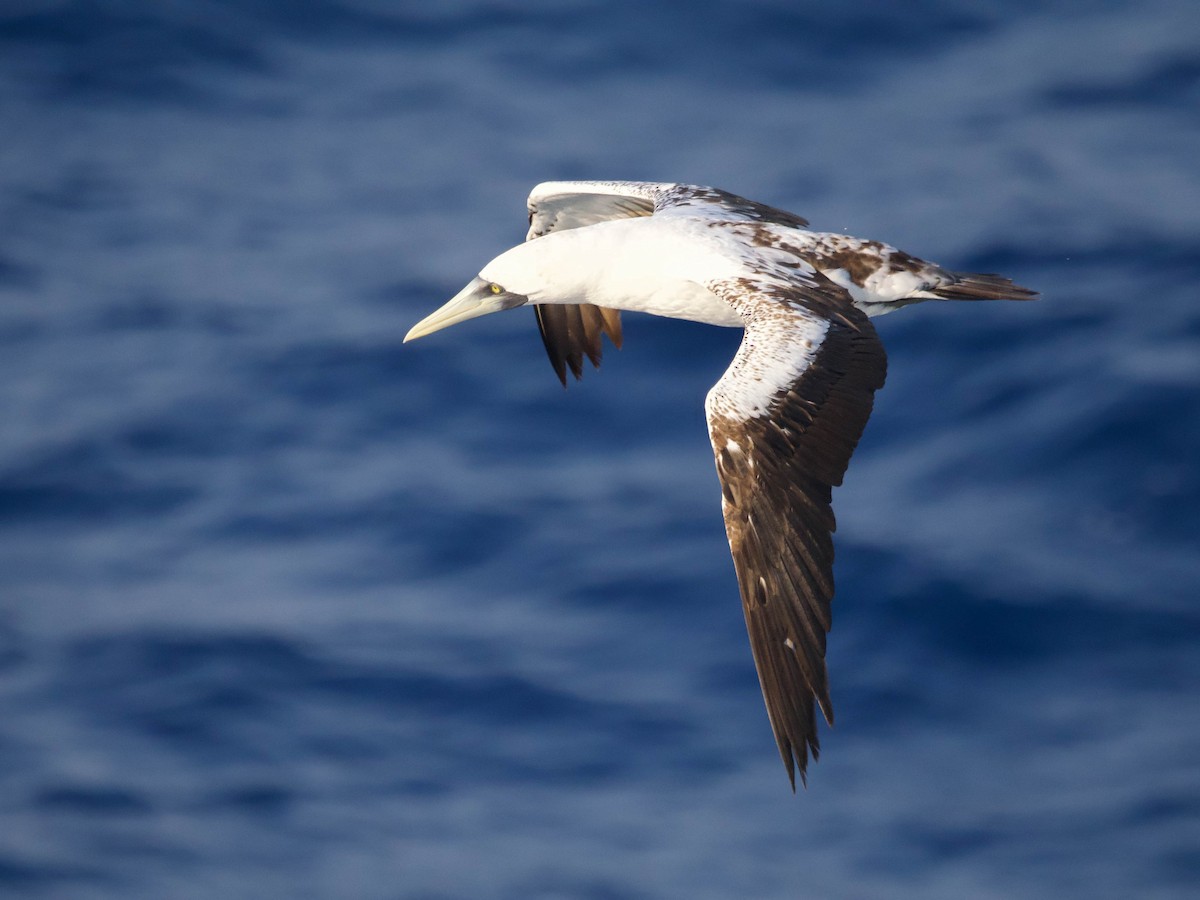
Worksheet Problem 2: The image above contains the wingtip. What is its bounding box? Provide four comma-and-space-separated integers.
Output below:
549, 355, 598, 388
818, 694, 835, 727
780, 741, 815, 793
789, 759, 810, 792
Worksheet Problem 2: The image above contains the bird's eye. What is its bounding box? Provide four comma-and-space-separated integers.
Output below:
489, 283, 502, 294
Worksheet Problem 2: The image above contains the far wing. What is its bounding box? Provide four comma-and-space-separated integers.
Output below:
532, 303, 623, 386
527, 181, 809, 239
524, 181, 810, 385
704, 272, 886, 788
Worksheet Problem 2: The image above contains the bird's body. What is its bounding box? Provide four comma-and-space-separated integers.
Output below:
488, 216, 750, 326
405, 181, 1036, 787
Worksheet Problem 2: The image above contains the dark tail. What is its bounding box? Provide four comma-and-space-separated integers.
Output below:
931, 272, 1039, 302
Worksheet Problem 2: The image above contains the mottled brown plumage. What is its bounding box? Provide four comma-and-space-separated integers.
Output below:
706, 275, 887, 787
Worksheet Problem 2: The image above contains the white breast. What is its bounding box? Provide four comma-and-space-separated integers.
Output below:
562, 218, 749, 327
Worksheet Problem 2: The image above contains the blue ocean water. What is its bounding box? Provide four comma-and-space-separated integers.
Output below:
2, 1, 1198, 897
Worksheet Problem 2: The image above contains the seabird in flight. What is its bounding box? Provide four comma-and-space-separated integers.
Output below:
405, 181, 1036, 788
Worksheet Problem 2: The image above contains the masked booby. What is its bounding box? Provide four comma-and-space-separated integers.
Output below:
405, 181, 1036, 788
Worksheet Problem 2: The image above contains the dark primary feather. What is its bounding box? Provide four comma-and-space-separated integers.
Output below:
533, 304, 623, 386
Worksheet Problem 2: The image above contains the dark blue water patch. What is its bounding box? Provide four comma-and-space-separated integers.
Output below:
0, 0, 1016, 110
0, 616, 26, 675
894, 822, 1004, 863
873, 581, 1200, 675
495, 0, 999, 90
355, 666, 700, 785
315, 666, 574, 726
371, 279, 457, 311
620, 316, 743, 381
505, 874, 655, 900
255, 337, 429, 423
839, 680, 941, 737
1031, 383, 1200, 542
1, 393, 310, 528
304, 651, 691, 753
0, 3, 273, 106
951, 244, 1052, 283
53, 630, 706, 787
0, 442, 197, 525
0, 315, 47, 349
211, 498, 427, 547
0, 251, 39, 290
0, 854, 112, 896
0, 855, 73, 895
1159, 845, 1200, 883
372, 504, 528, 573
484, 355, 686, 430
187, 0, 524, 44
63, 632, 316, 688
90, 293, 258, 336
1124, 791, 1200, 830
213, 0, 975, 91
0, 856, 46, 891
564, 572, 720, 619
949, 375, 1041, 421
830, 544, 1200, 742
35, 785, 152, 816
885, 305, 1042, 364
92, 295, 182, 332
852, 819, 1020, 884
112, 407, 265, 459
209, 480, 531, 575
57, 634, 320, 764
1040, 53, 1200, 111
14, 163, 129, 215
870, 315, 1046, 435
201, 783, 294, 816
128, 685, 274, 753
977, 235, 1200, 283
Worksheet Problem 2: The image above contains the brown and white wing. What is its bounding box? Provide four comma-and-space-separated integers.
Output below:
524, 181, 811, 385
704, 273, 887, 788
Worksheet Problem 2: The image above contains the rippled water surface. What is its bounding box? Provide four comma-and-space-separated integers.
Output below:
2, 2, 1199, 898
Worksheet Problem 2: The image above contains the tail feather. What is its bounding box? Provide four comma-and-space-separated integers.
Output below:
931, 272, 1039, 302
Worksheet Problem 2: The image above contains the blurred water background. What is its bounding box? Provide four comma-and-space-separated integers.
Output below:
2, 1, 1199, 897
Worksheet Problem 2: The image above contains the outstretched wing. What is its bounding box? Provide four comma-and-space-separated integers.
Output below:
704, 272, 887, 788
524, 181, 810, 385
